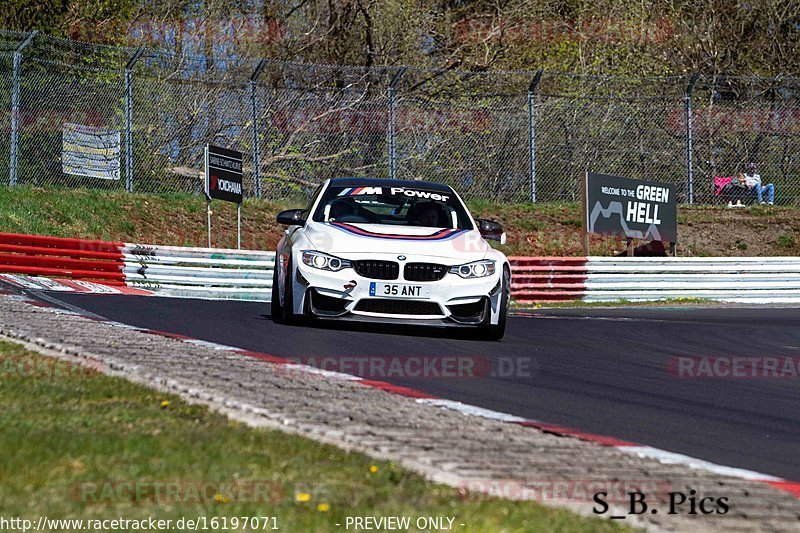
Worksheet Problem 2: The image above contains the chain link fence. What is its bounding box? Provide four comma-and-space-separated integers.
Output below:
536, 74, 689, 202
1, 30, 799, 205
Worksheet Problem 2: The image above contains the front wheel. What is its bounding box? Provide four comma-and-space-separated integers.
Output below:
281, 256, 297, 324
485, 268, 510, 341
281, 256, 307, 325
271, 259, 282, 323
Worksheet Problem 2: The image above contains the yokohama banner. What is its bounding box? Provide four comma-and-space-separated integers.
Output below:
205, 145, 243, 204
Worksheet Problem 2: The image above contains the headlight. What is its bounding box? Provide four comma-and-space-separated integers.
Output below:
450, 260, 496, 279
301, 251, 351, 272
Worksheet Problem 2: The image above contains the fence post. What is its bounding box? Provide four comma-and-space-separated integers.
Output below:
9, 30, 38, 187
250, 59, 267, 199
685, 74, 700, 204
528, 70, 543, 203
387, 67, 406, 180
124, 48, 143, 193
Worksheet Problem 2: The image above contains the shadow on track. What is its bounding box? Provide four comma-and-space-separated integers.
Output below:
258, 312, 493, 341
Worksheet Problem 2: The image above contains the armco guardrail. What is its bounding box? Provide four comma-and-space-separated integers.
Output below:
0, 232, 127, 284
510, 256, 800, 304
1, 234, 798, 304
0, 232, 275, 301
122, 244, 274, 301
509, 257, 588, 303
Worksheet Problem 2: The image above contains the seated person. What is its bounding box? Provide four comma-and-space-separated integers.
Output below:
408, 202, 448, 228
728, 173, 756, 207
718, 174, 753, 207
744, 162, 775, 205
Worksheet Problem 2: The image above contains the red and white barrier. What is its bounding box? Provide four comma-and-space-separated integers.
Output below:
0, 232, 126, 284
0, 232, 275, 301
510, 256, 800, 304
1, 232, 798, 304
508, 256, 588, 303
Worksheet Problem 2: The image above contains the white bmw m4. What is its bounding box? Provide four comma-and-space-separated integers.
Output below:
272, 178, 511, 340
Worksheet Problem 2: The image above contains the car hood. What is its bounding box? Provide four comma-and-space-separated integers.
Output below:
304, 221, 491, 261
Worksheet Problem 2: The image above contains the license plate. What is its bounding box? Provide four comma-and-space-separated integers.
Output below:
369, 282, 430, 299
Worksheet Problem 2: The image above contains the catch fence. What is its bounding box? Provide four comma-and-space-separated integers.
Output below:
2, 30, 799, 205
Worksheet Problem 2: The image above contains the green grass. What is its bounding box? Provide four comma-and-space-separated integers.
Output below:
0, 340, 628, 532
777, 235, 795, 249
0, 186, 291, 250
0, 186, 139, 239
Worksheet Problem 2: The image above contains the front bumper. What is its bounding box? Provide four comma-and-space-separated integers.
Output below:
293, 258, 502, 326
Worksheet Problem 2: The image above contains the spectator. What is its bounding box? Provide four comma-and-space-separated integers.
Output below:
723, 173, 752, 207
744, 162, 775, 205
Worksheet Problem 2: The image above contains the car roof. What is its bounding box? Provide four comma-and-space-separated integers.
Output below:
328, 177, 453, 193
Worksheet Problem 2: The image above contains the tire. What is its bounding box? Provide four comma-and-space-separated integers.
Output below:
485, 267, 510, 341
281, 256, 296, 324
271, 260, 282, 323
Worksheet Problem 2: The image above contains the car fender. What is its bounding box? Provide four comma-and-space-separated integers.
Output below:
282, 229, 316, 315
484, 248, 510, 325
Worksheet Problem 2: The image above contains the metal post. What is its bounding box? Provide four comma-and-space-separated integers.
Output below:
207, 200, 212, 248
205, 145, 212, 247
237, 203, 242, 249
124, 48, 144, 193
580, 171, 589, 256
250, 60, 267, 199
528, 70, 543, 203
9, 30, 38, 187
387, 67, 406, 180
685, 74, 700, 204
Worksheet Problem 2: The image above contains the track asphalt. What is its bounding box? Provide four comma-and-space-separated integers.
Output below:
39, 292, 800, 481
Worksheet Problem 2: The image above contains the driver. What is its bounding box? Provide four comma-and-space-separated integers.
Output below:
409, 202, 446, 228
329, 198, 356, 221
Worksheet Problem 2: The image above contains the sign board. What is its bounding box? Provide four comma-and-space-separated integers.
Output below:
205, 145, 243, 204
583, 172, 678, 242
62, 123, 121, 180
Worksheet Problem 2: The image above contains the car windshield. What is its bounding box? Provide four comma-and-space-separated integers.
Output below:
312, 185, 474, 230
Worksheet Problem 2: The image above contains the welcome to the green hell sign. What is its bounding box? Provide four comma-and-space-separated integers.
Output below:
600, 184, 671, 224
588, 173, 677, 242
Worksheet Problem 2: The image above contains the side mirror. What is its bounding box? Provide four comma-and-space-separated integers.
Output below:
477, 218, 507, 245
276, 209, 305, 225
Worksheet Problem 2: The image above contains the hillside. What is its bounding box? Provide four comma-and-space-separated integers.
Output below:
1, 187, 798, 257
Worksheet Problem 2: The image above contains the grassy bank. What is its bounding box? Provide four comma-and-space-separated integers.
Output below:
0, 186, 287, 251
0, 339, 626, 531
1, 186, 799, 256
468, 199, 800, 257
